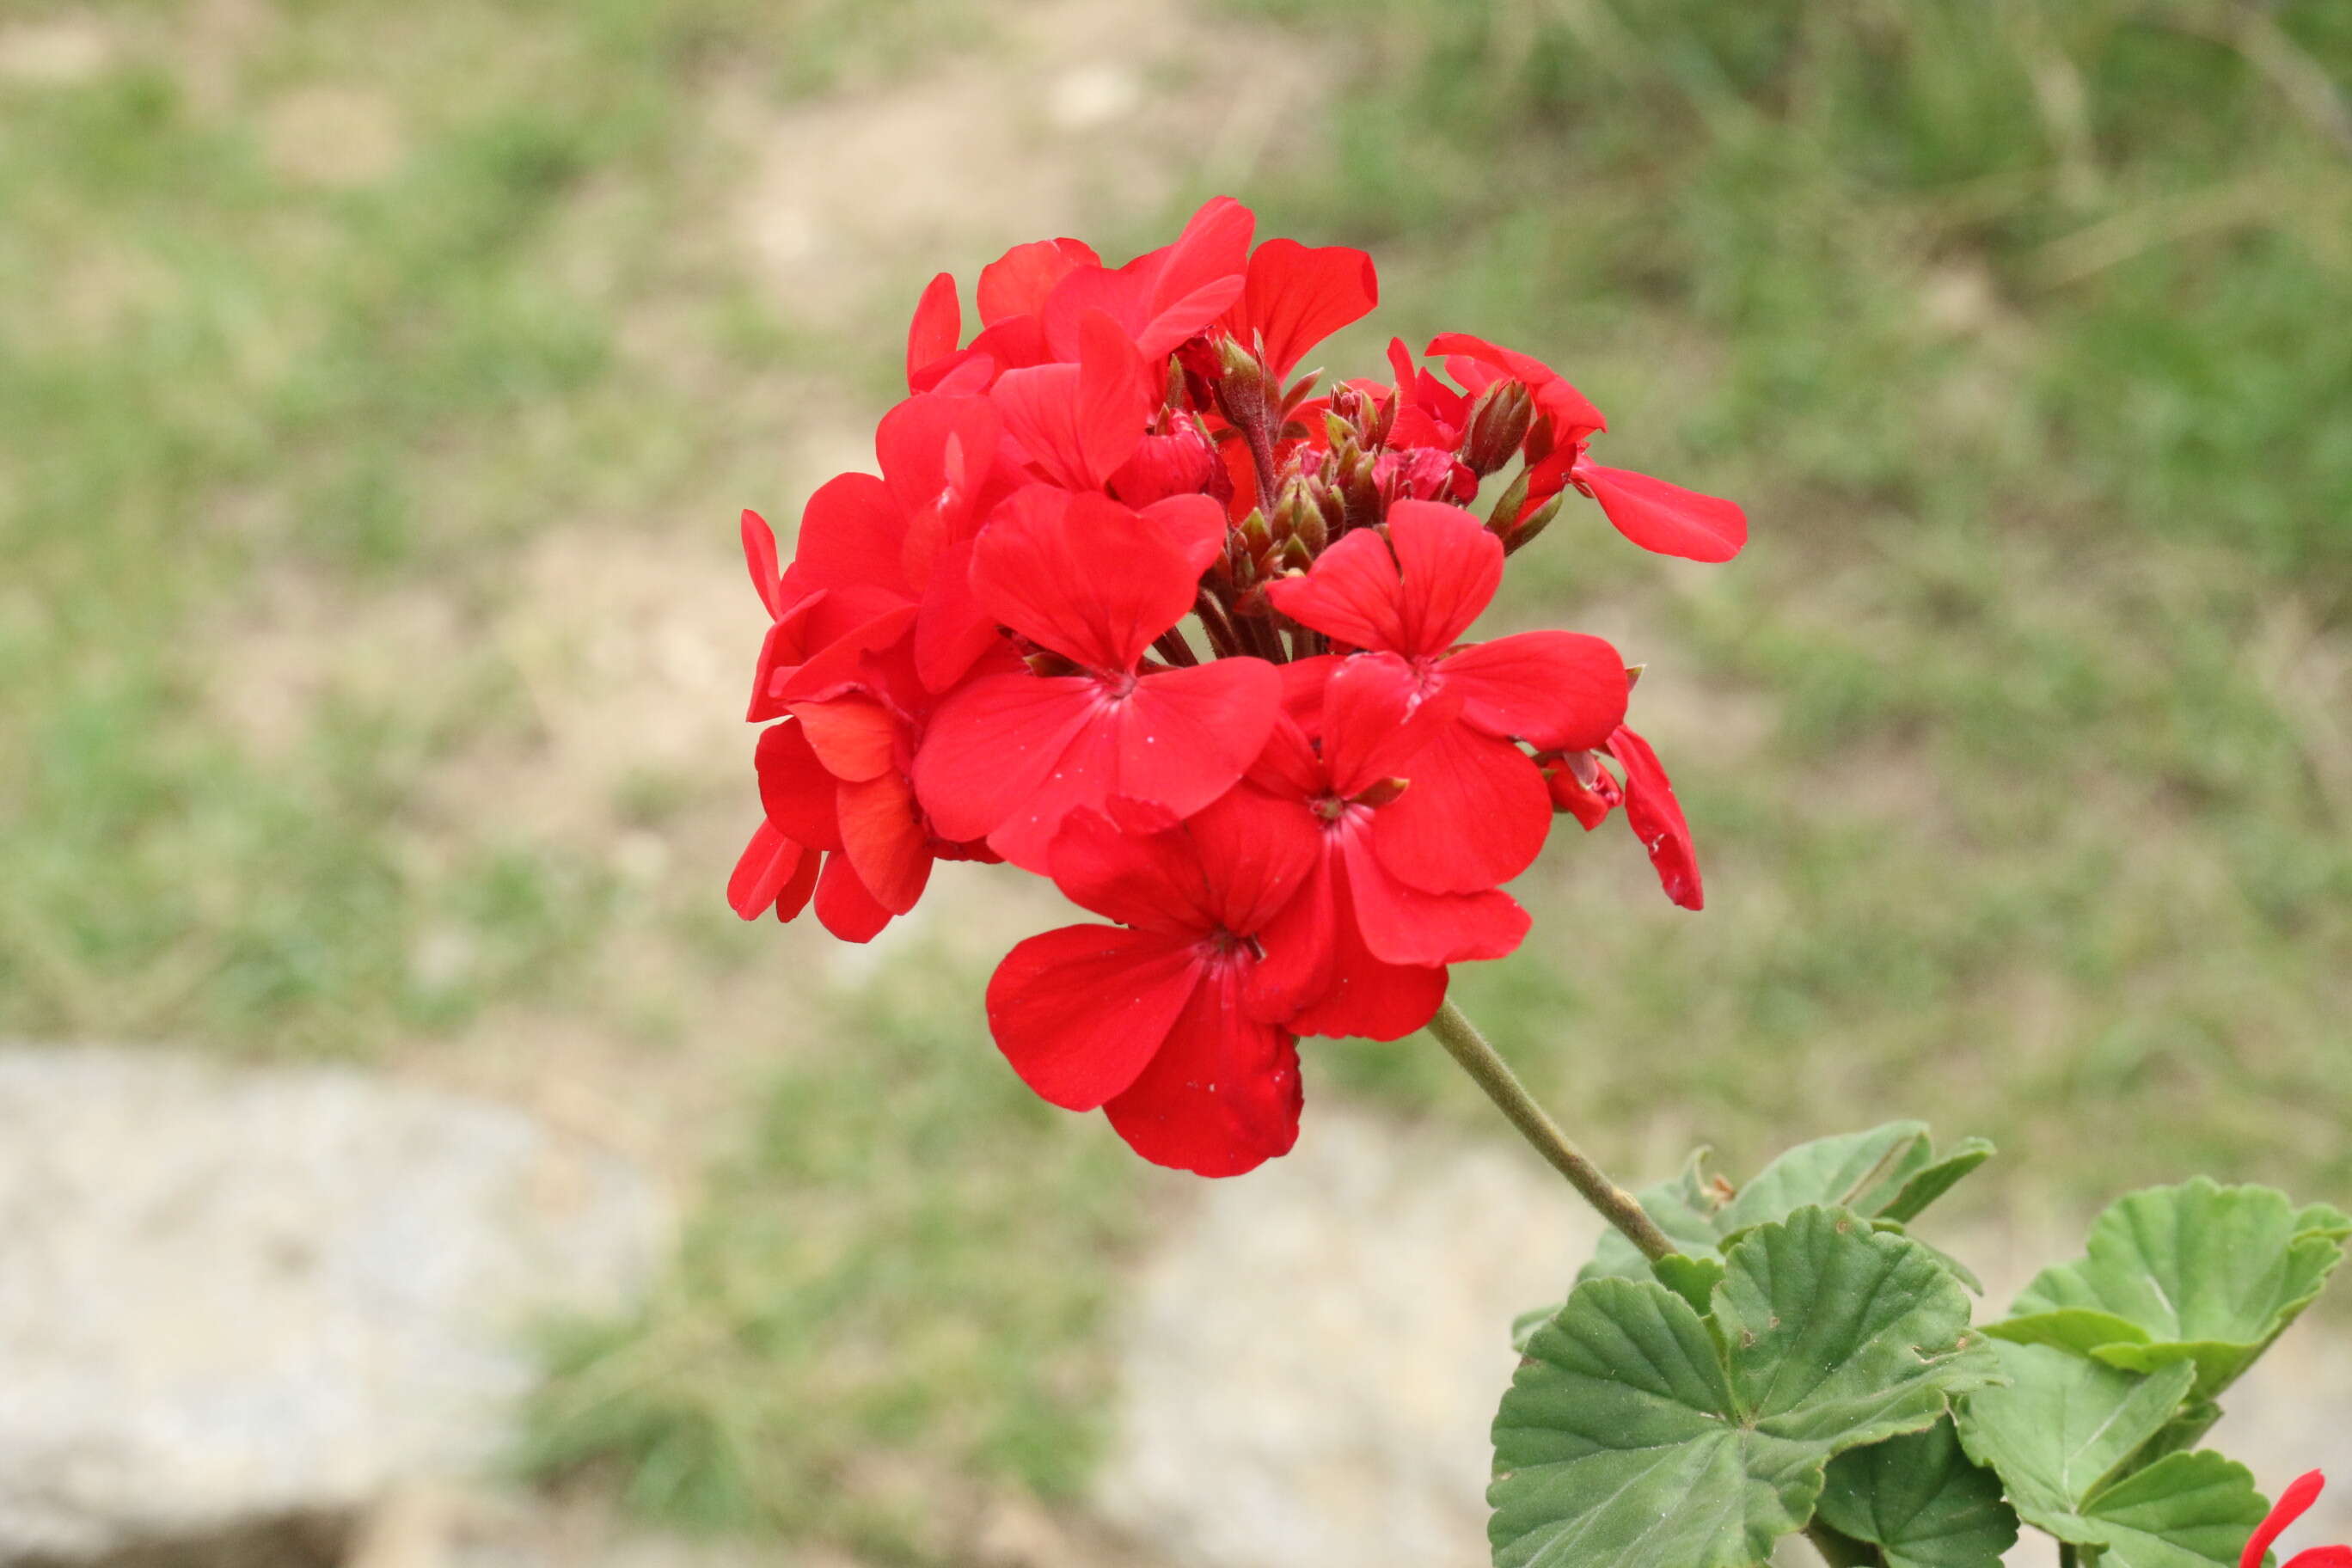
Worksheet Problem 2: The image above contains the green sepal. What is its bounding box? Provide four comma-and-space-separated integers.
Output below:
1817, 1418, 2018, 1568
1990, 1179, 2345, 1400
1491, 1207, 1998, 1568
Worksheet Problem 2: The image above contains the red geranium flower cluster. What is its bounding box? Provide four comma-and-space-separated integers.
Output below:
728, 197, 1744, 1177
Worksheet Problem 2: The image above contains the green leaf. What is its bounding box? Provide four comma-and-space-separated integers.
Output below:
1654, 1253, 1726, 1316
1491, 1208, 1996, 1568
2294, 1202, 2352, 1243
1992, 1179, 2346, 1400
1817, 1419, 2018, 1568
1954, 1342, 2264, 1565
1880, 1138, 1997, 1226
1956, 1341, 2197, 1528
1578, 1126, 1994, 1290
1719, 1122, 1935, 1230
2075, 1451, 2269, 1568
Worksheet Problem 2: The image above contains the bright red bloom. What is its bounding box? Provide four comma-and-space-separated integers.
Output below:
913, 487, 1281, 872
990, 310, 1153, 491
2245, 1472, 2352, 1568
1426, 332, 1748, 564
1246, 656, 1532, 1040
987, 793, 1316, 1175
1265, 499, 1628, 891
1217, 237, 1379, 380
1038, 195, 1255, 361
1540, 724, 1704, 910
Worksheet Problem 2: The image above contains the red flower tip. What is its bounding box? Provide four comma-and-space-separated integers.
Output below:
2248, 1471, 2334, 1568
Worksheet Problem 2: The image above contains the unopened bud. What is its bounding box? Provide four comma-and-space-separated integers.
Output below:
1504, 492, 1565, 555
1363, 387, 1397, 447
1323, 410, 1357, 450
1338, 448, 1382, 533
1216, 338, 1271, 431
1280, 534, 1314, 573
1462, 379, 1535, 477
1239, 508, 1273, 558
1484, 469, 1532, 536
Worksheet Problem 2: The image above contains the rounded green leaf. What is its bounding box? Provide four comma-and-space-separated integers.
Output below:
1817, 1419, 2018, 1568
1994, 1179, 2345, 1400
1492, 1208, 1996, 1568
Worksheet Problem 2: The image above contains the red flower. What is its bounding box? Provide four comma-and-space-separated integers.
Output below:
1037, 195, 1255, 361
1265, 499, 1628, 891
1246, 656, 1532, 1040
990, 310, 1154, 492
1540, 724, 1705, 910
2245, 1472, 2352, 1568
913, 487, 1281, 872
1217, 237, 1379, 380
986, 793, 1317, 1175
1426, 333, 1748, 564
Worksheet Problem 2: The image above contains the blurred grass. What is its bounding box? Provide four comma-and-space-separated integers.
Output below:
3, 0, 2349, 1557
1217, 0, 2352, 1210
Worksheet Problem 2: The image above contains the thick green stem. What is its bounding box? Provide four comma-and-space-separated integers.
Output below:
1424, 1000, 1675, 1264
2060, 1545, 2079, 1568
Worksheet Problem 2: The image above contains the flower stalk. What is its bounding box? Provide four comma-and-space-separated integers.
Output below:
1424, 999, 1675, 1264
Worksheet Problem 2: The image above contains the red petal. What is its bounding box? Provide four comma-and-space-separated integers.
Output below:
1344, 831, 1528, 964
913, 670, 1099, 847
1246, 850, 1339, 1023
1226, 238, 1379, 377
1139, 493, 1229, 579
1608, 725, 1704, 910
876, 394, 1001, 538
1383, 499, 1502, 654
789, 695, 898, 781
1440, 629, 1628, 752
813, 850, 893, 942
985, 658, 1283, 876
1541, 750, 1622, 829
836, 771, 933, 915
741, 510, 782, 619
1425, 332, 1607, 439
2284, 1551, 2352, 1568
1146, 196, 1256, 323
977, 237, 1100, 326
905, 272, 961, 389
1246, 711, 1324, 799
793, 472, 910, 597
727, 820, 807, 920
1369, 719, 1551, 894
1133, 275, 1246, 360
989, 313, 1150, 491
1282, 861, 1446, 1042
1264, 525, 1405, 652
1046, 807, 1216, 935
1320, 651, 1456, 798
911, 535, 1001, 692
970, 488, 1202, 674
756, 721, 843, 851
987, 924, 1200, 1110
1104, 960, 1301, 1176
1575, 462, 1748, 563
2249, 1472, 2328, 1568
773, 603, 918, 707
1183, 780, 1322, 935
1111, 658, 1283, 820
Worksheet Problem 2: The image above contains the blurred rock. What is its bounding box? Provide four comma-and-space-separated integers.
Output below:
0, 1047, 670, 1565
1093, 1107, 1601, 1568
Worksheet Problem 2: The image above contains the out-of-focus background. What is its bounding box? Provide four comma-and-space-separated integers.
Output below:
3, 1, 2349, 1565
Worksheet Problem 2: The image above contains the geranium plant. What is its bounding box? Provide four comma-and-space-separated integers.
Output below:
726, 197, 2346, 1567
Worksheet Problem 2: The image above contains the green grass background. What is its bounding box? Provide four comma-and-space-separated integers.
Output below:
2, 0, 2347, 1557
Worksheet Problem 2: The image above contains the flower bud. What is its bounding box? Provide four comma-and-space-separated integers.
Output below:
1484, 469, 1532, 537
1239, 507, 1274, 559
1373, 445, 1458, 505
1462, 379, 1535, 476
1108, 424, 1222, 509
1216, 338, 1273, 434
1280, 534, 1314, 573
1535, 749, 1620, 829
1504, 492, 1565, 555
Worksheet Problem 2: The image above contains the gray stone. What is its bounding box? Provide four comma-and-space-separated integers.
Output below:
0, 1047, 670, 1564
1093, 1107, 1601, 1568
